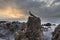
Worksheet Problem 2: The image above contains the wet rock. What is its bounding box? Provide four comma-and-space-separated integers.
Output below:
52, 24, 60, 40
0, 21, 7, 24
42, 23, 51, 28
6, 22, 19, 32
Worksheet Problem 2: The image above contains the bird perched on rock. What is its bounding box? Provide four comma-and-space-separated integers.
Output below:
29, 11, 36, 18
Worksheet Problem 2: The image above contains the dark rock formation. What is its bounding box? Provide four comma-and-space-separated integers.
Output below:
42, 23, 51, 28
0, 21, 7, 24
52, 24, 60, 40
14, 30, 27, 40
29, 11, 36, 18
14, 12, 43, 40
14, 23, 27, 40
26, 16, 43, 40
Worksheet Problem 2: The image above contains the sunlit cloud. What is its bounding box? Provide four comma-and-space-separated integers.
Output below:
0, 6, 28, 19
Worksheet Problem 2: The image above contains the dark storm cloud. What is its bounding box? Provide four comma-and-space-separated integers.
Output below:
41, 4, 60, 17
15, 0, 46, 10
16, 1, 60, 24
0, 0, 60, 17
15, 0, 60, 18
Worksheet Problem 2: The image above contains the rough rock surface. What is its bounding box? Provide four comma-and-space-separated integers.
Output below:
14, 11, 44, 40
52, 24, 60, 40
14, 13, 43, 40
14, 22, 27, 40
26, 16, 43, 40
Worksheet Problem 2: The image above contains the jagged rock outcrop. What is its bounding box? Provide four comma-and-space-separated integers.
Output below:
14, 11, 43, 40
26, 16, 43, 40
52, 24, 60, 40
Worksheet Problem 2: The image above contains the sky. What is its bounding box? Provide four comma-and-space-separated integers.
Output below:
0, 0, 60, 23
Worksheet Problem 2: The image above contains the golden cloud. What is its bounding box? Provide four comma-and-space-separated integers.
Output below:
0, 6, 27, 19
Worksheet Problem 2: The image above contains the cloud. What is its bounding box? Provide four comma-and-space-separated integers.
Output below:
14, 0, 60, 17
15, 0, 60, 23
0, 0, 28, 21
0, 0, 60, 22
0, 0, 60, 17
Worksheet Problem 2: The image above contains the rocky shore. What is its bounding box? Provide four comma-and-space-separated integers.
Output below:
0, 12, 60, 40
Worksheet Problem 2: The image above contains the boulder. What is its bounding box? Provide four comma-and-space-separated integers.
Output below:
52, 24, 60, 40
